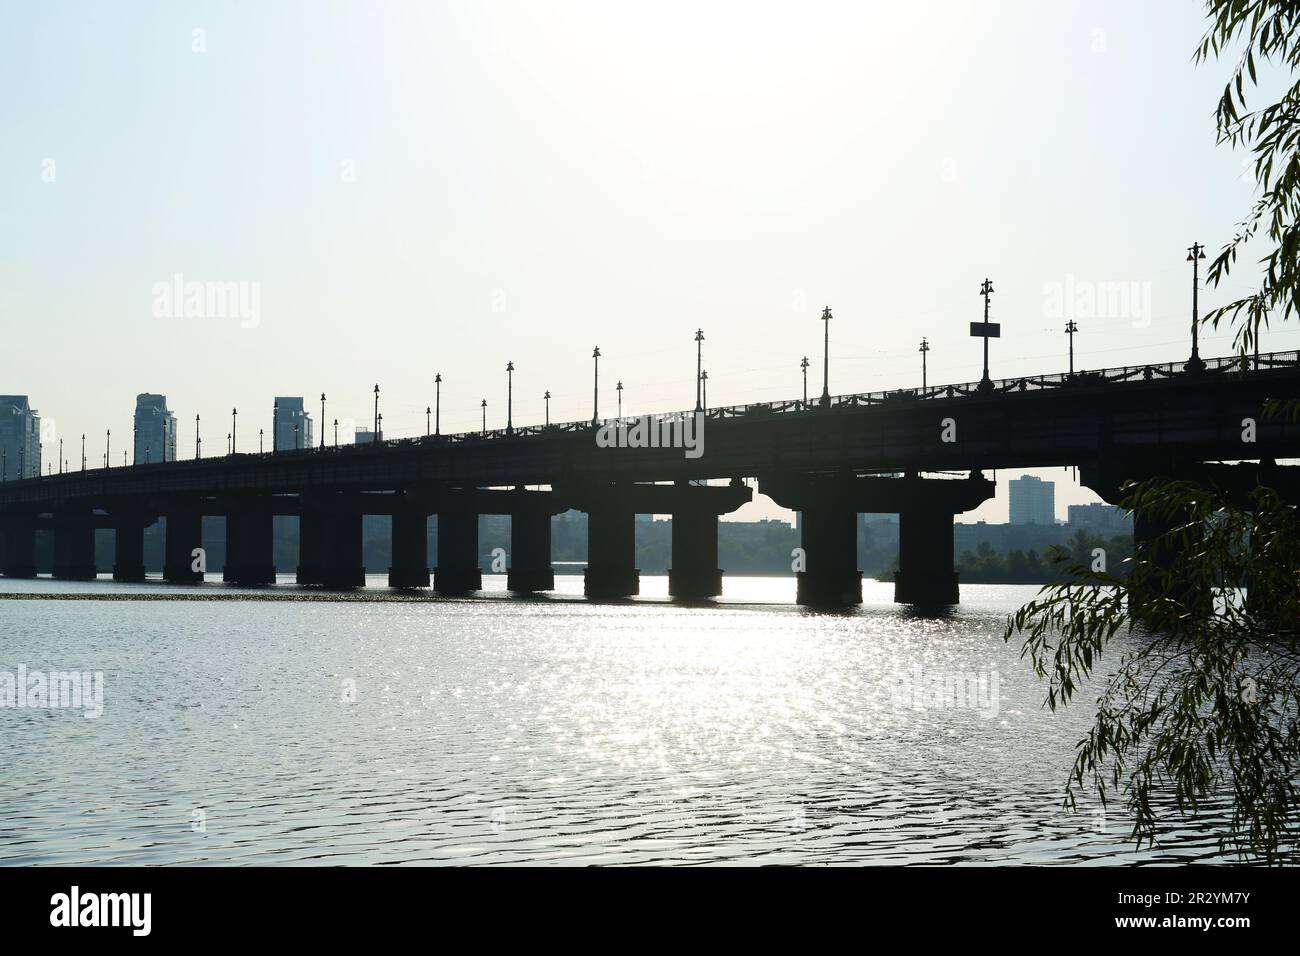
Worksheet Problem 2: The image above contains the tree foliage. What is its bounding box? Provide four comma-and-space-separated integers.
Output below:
1005, 1, 1300, 862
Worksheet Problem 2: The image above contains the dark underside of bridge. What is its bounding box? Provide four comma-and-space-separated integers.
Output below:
4, 355, 1300, 606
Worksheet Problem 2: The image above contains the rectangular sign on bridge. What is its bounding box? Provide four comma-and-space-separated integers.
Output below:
970, 321, 1001, 338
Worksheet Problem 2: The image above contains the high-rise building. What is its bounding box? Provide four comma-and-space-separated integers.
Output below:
133, 394, 176, 464
273, 397, 314, 451
0, 395, 41, 479
1008, 474, 1056, 525
1067, 502, 1131, 533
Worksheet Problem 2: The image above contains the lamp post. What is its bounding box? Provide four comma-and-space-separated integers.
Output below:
592, 346, 600, 425
1186, 242, 1207, 373
695, 328, 705, 410
320, 393, 326, 448
195, 414, 201, 459
259, 428, 263, 454
616, 380, 623, 419
1065, 320, 1078, 375
81, 433, 85, 471
544, 390, 550, 426
506, 361, 514, 434
272, 400, 279, 453
434, 373, 441, 436
481, 399, 487, 435
377, 412, 383, 442
800, 355, 809, 405
426, 406, 431, 436
819, 306, 832, 407
700, 370, 709, 410
919, 338, 929, 392
373, 383, 380, 442
973, 278, 999, 392
293, 422, 299, 450
106, 429, 110, 468
231, 408, 237, 455
333, 418, 338, 446
58, 438, 63, 474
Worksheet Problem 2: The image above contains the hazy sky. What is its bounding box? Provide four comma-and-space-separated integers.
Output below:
1, 0, 1288, 522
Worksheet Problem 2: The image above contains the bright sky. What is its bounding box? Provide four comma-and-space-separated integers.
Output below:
1, 0, 1288, 523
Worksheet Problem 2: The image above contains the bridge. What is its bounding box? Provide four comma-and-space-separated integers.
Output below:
2, 349, 1299, 606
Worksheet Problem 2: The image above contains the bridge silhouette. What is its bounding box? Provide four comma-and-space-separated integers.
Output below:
2, 348, 1298, 605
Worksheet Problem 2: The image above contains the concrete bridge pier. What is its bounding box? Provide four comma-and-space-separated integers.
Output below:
585, 504, 639, 598
297, 495, 365, 588
0, 517, 38, 578
52, 509, 97, 580
795, 506, 862, 606
164, 508, 205, 583
224, 506, 276, 585
895, 510, 959, 605
668, 481, 753, 599
507, 502, 554, 593
111, 515, 151, 582
435, 510, 482, 594
389, 505, 430, 589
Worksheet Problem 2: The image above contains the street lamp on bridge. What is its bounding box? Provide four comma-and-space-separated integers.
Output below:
819, 306, 832, 408
695, 329, 705, 411
259, 428, 263, 454
507, 361, 515, 434
105, 430, 110, 469
973, 279, 999, 393
81, 434, 85, 471
800, 355, 809, 405
592, 346, 601, 425
1186, 242, 1207, 374
272, 400, 279, 453
544, 390, 551, 426
426, 406, 431, 437
481, 398, 487, 435
700, 369, 709, 411
231, 408, 237, 454
1065, 320, 1078, 375
434, 373, 442, 436
373, 384, 380, 442
195, 415, 201, 459
919, 337, 930, 392
320, 394, 326, 448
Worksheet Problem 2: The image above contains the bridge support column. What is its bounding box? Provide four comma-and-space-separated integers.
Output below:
435, 510, 481, 594
894, 510, 959, 606
225, 507, 276, 585
164, 508, 204, 583
112, 517, 150, 582
796, 507, 861, 606
389, 506, 430, 589
0, 517, 38, 578
584, 505, 639, 598
669, 510, 722, 599
507, 506, 554, 593
53, 509, 97, 580
297, 496, 365, 588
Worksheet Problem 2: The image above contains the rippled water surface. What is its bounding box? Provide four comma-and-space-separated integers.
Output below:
0, 574, 1231, 864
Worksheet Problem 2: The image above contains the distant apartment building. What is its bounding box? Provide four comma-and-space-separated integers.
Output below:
0, 395, 41, 479
353, 428, 382, 444
133, 393, 176, 464
1067, 502, 1131, 533
1008, 474, 1056, 525
274, 397, 314, 451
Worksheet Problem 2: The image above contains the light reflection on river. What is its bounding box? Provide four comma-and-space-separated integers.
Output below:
0, 574, 1230, 864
